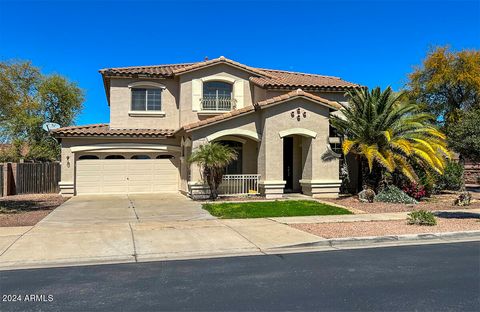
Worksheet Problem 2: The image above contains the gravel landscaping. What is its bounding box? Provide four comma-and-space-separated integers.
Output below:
322, 192, 480, 213
0, 194, 66, 227
292, 217, 480, 238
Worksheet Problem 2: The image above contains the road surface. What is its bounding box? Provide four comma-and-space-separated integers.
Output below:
1, 242, 479, 311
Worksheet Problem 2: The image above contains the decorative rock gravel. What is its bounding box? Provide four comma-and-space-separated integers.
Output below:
292, 218, 480, 238
323, 193, 480, 214
0, 194, 66, 227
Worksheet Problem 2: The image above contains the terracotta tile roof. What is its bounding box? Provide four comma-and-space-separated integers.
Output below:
99, 63, 194, 78
250, 69, 360, 90
181, 89, 341, 131
171, 56, 276, 78
256, 89, 342, 110
99, 57, 361, 90
182, 105, 256, 131
51, 124, 175, 138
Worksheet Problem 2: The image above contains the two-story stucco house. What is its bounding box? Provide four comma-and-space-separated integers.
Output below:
52, 57, 361, 199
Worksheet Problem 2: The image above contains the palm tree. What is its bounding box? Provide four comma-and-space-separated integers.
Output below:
189, 142, 238, 200
330, 87, 450, 191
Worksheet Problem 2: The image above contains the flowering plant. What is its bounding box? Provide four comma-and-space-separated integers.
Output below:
403, 183, 426, 201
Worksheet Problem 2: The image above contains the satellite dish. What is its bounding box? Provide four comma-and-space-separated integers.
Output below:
42, 122, 61, 132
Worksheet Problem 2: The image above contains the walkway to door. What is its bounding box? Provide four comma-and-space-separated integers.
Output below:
40, 193, 215, 224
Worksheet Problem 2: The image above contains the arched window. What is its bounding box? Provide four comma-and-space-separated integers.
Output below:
131, 155, 151, 159
203, 81, 233, 99
78, 155, 99, 160
105, 155, 125, 159
156, 155, 175, 159
202, 81, 233, 111
219, 140, 242, 174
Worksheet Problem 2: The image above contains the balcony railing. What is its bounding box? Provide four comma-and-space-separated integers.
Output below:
200, 97, 236, 111
219, 174, 260, 196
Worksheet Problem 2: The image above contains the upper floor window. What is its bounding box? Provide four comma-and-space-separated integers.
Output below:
131, 88, 162, 111
201, 81, 234, 111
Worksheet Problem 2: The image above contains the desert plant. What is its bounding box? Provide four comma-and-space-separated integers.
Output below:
188, 142, 237, 200
403, 183, 427, 200
407, 210, 437, 226
374, 185, 418, 204
435, 160, 464, 191
330, 87, 450, 192
454, 191, 472, 206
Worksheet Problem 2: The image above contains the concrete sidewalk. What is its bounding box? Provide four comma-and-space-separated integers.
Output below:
1, 208, 479, 271
0, 218, 324, 270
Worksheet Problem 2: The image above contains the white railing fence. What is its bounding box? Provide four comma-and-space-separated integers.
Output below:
200, 97, 236, 111
219, 174, 260, 195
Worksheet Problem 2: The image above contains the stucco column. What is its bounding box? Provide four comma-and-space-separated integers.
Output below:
59, 145, 74, 196
258, 132, 285, 199
188, 138, 210, 199
300, 137, 341, 198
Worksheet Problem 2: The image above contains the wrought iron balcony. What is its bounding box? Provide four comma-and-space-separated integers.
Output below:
200, 96, 236, 111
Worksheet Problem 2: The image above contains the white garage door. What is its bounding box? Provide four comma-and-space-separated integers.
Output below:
76, 159, 179, 195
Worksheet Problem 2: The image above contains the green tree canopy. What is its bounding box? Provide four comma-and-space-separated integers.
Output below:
330, 87, 450, 190
0, 60, 84, 161
447, 108, 480, 162
407, 46, 480, 127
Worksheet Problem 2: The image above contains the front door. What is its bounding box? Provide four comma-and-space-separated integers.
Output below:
283, 137, 294, 192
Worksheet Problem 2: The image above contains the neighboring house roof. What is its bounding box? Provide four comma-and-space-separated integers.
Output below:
99, 56, 361, 91
182, 89, 341, 131
52, 124, 175, 138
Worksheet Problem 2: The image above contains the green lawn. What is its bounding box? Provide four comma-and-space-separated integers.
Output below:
203, 200, 352, 219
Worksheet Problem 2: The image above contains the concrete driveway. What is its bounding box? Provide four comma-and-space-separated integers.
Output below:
0, 193, 327, 270
40, 193, 215, 224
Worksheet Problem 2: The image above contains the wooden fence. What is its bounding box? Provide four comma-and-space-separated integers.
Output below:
15, 162, 61, 194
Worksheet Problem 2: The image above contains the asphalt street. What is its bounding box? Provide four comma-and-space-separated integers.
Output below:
0, 241, 479, 311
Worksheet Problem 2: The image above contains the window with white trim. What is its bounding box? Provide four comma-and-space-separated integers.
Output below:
131, 88, 162, 111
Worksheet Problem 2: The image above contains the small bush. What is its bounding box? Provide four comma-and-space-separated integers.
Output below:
435, 160, 464, 191
403, 183, 427, 200
454, 191, 472, 206
407, 210, 437, 226
374, 185, 418, 204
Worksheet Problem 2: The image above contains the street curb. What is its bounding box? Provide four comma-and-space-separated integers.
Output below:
275, 231, 480, 249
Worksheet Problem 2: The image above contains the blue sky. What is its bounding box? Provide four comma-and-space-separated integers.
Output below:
1, 0, 479, 125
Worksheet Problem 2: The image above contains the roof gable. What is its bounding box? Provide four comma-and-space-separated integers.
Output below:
171, 56, 275, 78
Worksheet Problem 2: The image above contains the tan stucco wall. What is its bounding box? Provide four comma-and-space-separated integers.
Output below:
188, 97, 339, 188
109, 78, 180, 129
179, 64, 254, 126
188, 112, 260, 183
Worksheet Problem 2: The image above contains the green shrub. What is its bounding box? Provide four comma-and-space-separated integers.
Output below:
435, 160, 464, 191
374, 185, 418, 204
407, 210, 437, 226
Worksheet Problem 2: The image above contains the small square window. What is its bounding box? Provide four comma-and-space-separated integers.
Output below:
131, 88, 162, 111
